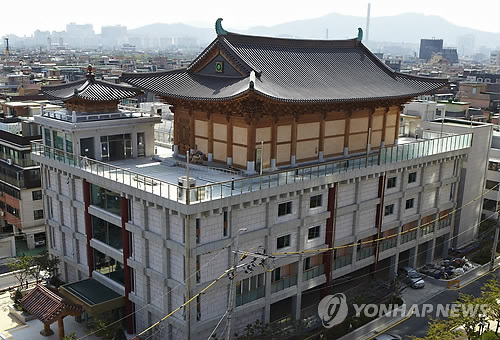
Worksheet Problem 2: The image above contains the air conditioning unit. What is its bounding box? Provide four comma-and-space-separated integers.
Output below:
7, 159, 13, 165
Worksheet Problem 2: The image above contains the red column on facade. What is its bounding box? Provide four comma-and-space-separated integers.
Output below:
321, 183, 337, 298
121, 196, 133, 334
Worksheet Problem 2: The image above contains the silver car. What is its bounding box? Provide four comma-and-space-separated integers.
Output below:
399, 267, 425, 289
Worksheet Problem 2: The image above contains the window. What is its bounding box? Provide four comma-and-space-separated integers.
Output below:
90, 184, 121, 215
223, 211, 228, 237
236, 273, 265, 306
405, 198, 414, 210
44, 128, 51, 147
277, 234, 291, 249
32, 190, 42, 200
304, 257, 312, 270
387, 177, 397, 189
310, 195, 322, 208
384, 204, 394, 216
33, 209, 44, 220
278, 202, 292, 216
272, 267, 281, 282
408, 172, 417, 184
93, 249, 124, 285
92, 215, 123, 250
137, 132, 145, 157
307, 226, 320, 240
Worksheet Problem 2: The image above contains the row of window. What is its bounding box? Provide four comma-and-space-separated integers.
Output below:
384, 198, 415, 216
276, 225, 321, 250
387, 172, 417, 189
278, 194, 322, 217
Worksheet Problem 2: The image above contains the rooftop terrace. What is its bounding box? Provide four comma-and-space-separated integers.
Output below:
31, 131, 472, 205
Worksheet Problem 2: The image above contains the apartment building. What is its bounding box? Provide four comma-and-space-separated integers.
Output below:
32, 25, 475, 340
0, 125, 45, 258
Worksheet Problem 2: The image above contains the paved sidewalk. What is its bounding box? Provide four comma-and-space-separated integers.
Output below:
0, 292, 22, 333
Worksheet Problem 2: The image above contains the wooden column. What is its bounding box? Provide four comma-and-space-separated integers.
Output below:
57, 318, 64, 340
189, 111, 195, 150
367, 109, 375, 151
291, 118, 297, 164
319, 118, 325, 160
83, 179, 93, 277
208, 117, 214, 158
344, 111, 351, 155
394, 107, 401, 142
121, 196, 133, 334
227, 119, 233, 164
381, 107, 389, 147
271, 120, 277, 168
247, 123, 256, 162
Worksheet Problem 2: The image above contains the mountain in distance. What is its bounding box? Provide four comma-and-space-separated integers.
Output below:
128, 12, 500, 49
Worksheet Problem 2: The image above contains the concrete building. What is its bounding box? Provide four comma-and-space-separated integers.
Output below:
33, 27, 475, 340
419, 39, 443, 61
0, 124, 45, 258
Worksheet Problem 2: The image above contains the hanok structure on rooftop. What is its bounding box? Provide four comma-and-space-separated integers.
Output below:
122, 18, 448, 173
43, 64, 142, 113
20, 284, 84, 340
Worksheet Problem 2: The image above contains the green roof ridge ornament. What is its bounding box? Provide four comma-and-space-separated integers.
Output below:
215, 18, 228, 35
357, 27, 363, 42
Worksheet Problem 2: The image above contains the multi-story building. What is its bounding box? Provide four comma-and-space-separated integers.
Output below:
33, 24, 475, 340
0, 122, 45, 258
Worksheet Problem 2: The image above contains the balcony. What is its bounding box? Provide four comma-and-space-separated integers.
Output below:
302, 264, 324, 282
236, 286, 265, 306
437, 216, 452, 230
379, 237, 398, 252
31, 132, 472, 205
356, 247, 375, 261
420, 224, 435, 237
333, 255, 352, 270
400, 230, 417, 244
271, 275, 297, 293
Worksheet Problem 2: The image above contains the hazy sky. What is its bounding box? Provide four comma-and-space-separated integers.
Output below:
1, 0, 499, 37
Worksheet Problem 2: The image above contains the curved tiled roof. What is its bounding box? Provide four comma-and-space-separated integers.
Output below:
122, 32, 447, 103
20, 284, 84, 324
42, 74, 142, 102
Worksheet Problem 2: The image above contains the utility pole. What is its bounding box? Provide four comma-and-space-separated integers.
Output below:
490, 207, 500, 271
225, 228, 247, 340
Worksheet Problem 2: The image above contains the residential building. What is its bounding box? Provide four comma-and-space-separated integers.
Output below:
33, 25, 474, 340
0, 121, 45, 258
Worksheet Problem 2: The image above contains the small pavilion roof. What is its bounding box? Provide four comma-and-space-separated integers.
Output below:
42, 66, 142, 102
20, 284, 84, 324
121, 20, 448, 104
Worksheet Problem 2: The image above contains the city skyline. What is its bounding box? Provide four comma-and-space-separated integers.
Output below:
1, 0, 499, 38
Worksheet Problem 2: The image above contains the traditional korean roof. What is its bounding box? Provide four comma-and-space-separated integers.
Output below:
42, 66, 142, 102
121, 20, 447, 103
20, 284, 84, 324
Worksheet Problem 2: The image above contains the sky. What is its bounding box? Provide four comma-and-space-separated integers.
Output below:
1, 0, 499, 37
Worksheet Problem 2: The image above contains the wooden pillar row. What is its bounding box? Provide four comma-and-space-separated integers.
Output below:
381, 107, 389, 147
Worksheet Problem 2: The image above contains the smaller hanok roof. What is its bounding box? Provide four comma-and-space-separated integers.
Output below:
20, 284, 84, 324
42, 64, 142, 102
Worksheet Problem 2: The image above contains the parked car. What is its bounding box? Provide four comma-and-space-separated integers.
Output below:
399, 267, 425, 288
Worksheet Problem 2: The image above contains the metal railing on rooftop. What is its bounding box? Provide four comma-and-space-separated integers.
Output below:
31, 132, 472, 205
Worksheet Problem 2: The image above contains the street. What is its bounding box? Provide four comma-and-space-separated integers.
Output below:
383, 268, 500, 339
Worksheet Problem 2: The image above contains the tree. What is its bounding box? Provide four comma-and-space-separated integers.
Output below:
8, 256, 33, 289
448, 293, 487, 340
410, 318, 460, 340
62, 333, 78, 340
481, 278, 500, 334
29, 251, 60, 283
